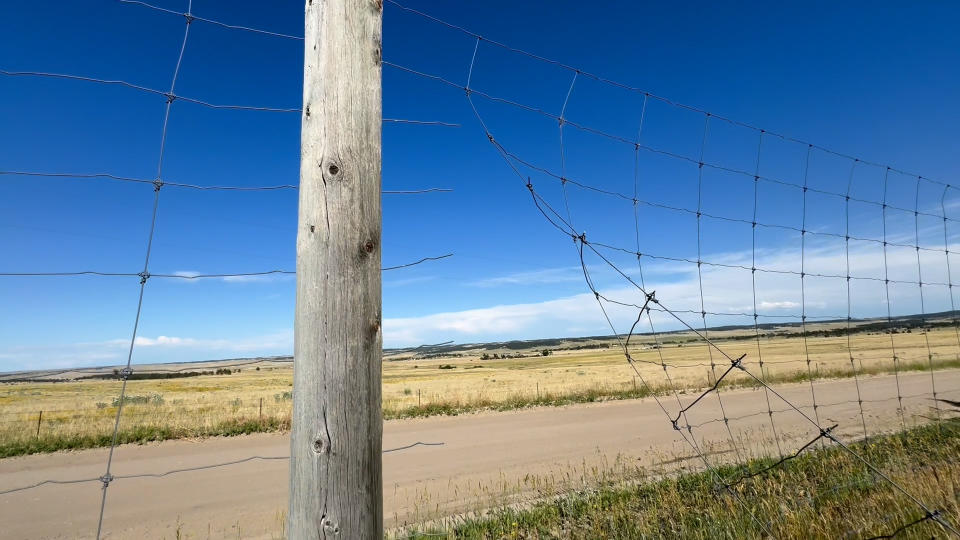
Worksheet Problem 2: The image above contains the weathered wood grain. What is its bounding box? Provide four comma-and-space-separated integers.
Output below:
289, 0, 383, 537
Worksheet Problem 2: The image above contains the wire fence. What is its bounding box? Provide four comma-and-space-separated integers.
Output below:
2, 1, 960, 539
376, 1, 960, 537
1, 1, 453, 538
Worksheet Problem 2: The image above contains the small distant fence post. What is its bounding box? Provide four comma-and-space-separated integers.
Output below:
288, 0, 384, 537
36, 410, 43, 438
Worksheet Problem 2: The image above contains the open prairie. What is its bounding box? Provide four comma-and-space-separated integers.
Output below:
1, 370, 958, 539
1, 318, 958, 456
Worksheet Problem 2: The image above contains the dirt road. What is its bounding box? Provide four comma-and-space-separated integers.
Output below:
2, 370, 957, 539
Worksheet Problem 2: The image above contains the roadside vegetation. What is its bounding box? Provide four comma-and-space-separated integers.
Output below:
1, 324, 958, 457
398, 419, 960, 539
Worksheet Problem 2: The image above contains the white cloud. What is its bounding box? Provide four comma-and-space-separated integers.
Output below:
0, 330, 293, 372
165, 271, 292, 284
4, 239, 956, 369
382, 241, 959, 346
384, 275, 436, 287
221, 274, 280, 283
469, 266, 584, 287
133, 335, 199, 347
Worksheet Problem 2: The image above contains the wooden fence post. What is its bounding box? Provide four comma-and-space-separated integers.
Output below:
289, 0, 383, 537
36, 410, 42, 438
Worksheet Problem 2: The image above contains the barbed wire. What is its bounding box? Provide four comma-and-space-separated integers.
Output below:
865, 511, 944, 540
496, 42, 774, 534
418, 3, 960, 534
519, 157, 960, 536
724, 424, 838, 489
3, 0, 959, 537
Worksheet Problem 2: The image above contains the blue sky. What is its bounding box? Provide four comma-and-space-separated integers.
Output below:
1, 1, 959, 370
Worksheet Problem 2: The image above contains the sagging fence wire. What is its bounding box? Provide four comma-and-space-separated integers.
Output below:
2, 1, 959, 538
522, 158, 960, 536
542, 49, 773, 535
374, 0, 960, 535
0, 253, 453, 279
0, 169, 453, 193
0, 441, 444, 497
0, 69, 459, 124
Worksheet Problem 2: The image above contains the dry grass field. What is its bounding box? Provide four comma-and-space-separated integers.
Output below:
397, 418, 960, 539
1, 319, 958, 457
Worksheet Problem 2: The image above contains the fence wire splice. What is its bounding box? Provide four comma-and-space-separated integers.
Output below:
864, 510, 944, 540
724, 424, 838, 489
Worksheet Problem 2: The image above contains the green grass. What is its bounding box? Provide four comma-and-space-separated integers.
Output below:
727, 356, 960, 389
1, 359, 955, 458
383, 385, 655, 419
385, 357, 960, 421
0, 416, 290, 458
397, 419, 960, 539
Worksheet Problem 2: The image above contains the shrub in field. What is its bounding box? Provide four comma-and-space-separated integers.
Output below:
111, 394, 164, 407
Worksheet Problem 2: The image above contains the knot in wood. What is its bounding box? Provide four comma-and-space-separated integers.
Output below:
313, 436, 329, 454
322, 518, 340, 535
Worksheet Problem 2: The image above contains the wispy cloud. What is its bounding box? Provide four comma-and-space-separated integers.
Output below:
4, 240, 956, 369
383, 241, 958, 346
0, 330, 293, 372
166, 271, 292, 284
468, 266, 587, 287
385, 275, 436, 287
